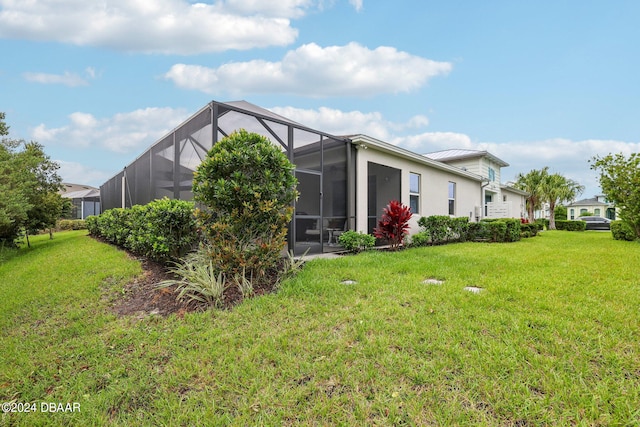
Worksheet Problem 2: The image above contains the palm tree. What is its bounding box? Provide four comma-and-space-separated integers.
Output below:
515, 167, 549, 221
542, 173, 585, 230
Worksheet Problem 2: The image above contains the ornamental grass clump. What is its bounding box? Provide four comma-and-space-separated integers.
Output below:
157, 250, 227, 309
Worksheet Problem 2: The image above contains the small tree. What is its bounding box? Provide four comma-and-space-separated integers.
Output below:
591, 153, 640, 239
0, 113, 62, 247
542, 173, 584, 230
514, 167, 549, 221
192, 129, 298, 279
373, 200, 412, 250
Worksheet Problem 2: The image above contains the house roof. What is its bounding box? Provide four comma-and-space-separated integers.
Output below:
60, 183, 99, 195
350, 135, 484, 182
62, 188, 100, 199
566, 197, 609, 207
423, 149, 509, 167
500, 184, 528, 196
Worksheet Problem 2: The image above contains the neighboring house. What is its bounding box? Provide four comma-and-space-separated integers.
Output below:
566, 196, 616, 220
60, 183, 101, 219
424, 149, 527, 220
99, 100, 526, 255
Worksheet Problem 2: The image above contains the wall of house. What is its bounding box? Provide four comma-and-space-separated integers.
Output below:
355, 147, 481, 235
496, 188, 526, 219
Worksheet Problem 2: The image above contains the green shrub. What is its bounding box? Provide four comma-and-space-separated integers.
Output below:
534, 219, 547, 231
501, 218, 521, 242
417, 216, 469, 245
88, 198, 198, 263
338, 230, 376, 252
555, 220, 586, 231
193, 129, 298, 279
611, 220, 637, 241
125, 198, 197, 262
520, 223, 539, 238
57, 219, 87, 230
409, 231, 430, 247
85, 215, 99, 235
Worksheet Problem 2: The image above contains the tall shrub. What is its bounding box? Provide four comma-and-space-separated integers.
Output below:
373, 200, 412, 250
611, 220, 637, 241
192, 129, 298, 278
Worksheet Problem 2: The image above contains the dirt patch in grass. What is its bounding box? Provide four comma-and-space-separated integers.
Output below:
112, 256, 193, 317
104, 246, 285, 317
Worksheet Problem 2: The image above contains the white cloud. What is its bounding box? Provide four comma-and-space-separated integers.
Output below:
395, 131, 473, 151
166, 42, 452, 96
269, 105, 429, 140
23, 67, 99, 86
22, 71, 88, 87
349, 0, 364, 12
33, 107, 189, 153
0, 0, 306, 54
56, 160, 113, 188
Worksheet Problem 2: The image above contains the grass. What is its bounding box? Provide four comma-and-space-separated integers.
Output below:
1, 230, 639, 426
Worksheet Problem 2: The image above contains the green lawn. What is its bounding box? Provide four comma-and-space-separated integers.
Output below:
1, 230, 639, 426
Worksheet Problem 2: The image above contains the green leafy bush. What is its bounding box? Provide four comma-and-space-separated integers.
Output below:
468, 220, 509, 242
125, 198, 198, 261
57, 219, 87, 230
338, 230, 376, 252
501, 218, 522, 242
417, 216, 470, 245
192, 129, 298, 279
85, 215, 99, 235
534, 219, 547, 231
611, 220, 637, 241
520, 223, 539, 238
87, 198, 197, 262
409, 231, 430, 247
555, 220, 586, 231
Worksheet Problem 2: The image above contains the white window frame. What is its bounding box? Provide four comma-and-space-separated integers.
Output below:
448, 181, 456, 216
409, 172, 420, 214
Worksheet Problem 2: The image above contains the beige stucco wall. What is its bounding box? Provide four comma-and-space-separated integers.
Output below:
499, 187, 527, 218
354, 146, 482, 235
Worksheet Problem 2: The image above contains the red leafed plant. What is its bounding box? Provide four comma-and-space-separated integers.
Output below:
373, 200, 413, 250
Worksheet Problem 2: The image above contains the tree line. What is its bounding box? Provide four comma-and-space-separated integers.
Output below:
0, 112, 66, 247
515, 157, 640, 239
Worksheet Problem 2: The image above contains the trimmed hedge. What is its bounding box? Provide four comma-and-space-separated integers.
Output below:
338, 230, 376, 252
415, 216, 527, 245
415, 216, 470, 246
57, 219, 87, 230
555, 220, 586, 231
611, 220, 637, 241
520, 223, 539, 238
86, 198, 198, 262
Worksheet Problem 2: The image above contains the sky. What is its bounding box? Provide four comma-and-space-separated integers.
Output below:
2, 0, 640, 199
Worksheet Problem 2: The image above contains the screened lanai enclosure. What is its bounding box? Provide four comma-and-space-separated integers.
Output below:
100, 100, 356, 255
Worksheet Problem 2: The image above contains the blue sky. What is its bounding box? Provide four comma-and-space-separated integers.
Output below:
2, 0, 640, 198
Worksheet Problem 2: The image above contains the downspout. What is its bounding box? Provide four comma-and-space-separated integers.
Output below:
478, 178, 490, 221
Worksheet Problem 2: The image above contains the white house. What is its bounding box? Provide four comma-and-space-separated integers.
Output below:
566, 196, 616, 220
100, 100, 527, 255
424, 149, 527, 220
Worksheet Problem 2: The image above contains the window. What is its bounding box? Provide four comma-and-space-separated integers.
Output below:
409, 173, 420, 214
570, 208, 575, 220
503, 195, 507, 202
488, 167, 496, 182
594, 208, 601, 216
448, 182, 456, 215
